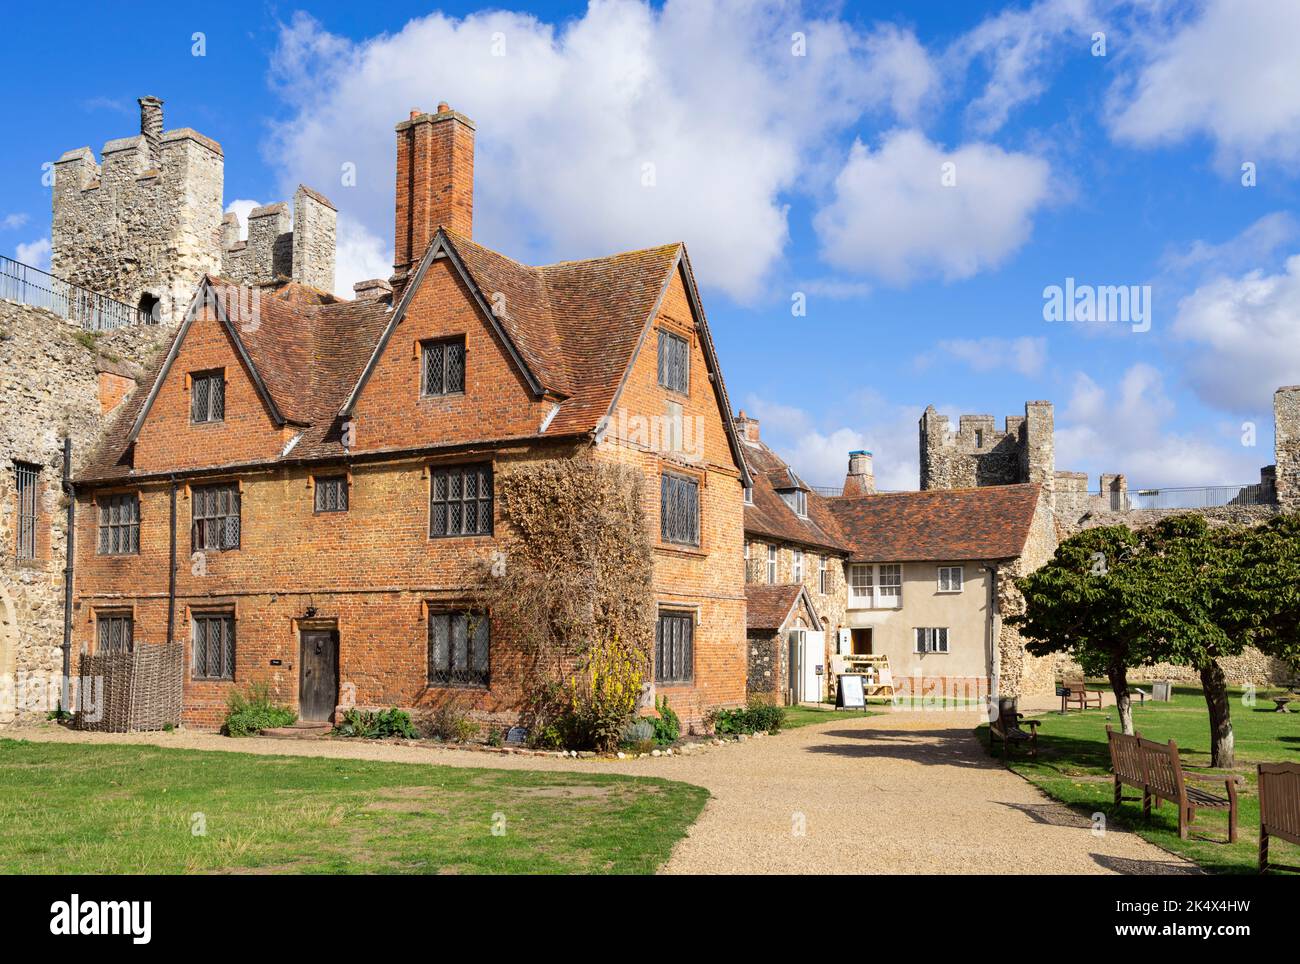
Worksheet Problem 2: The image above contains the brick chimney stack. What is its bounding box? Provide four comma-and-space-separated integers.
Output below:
844, 450, 875, 496
392, 102, 475, 287
138, 96, 164, 169
733, 410, 760, 443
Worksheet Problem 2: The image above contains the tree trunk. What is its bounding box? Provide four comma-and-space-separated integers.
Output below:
1199, 659, 1235, 768
1107, 662, 1134, 735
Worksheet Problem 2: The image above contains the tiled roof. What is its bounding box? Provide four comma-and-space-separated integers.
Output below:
77, 231, 746, 484
742, 439, 851, 554
826, 484, 1042, 562
746, 583, 819, 631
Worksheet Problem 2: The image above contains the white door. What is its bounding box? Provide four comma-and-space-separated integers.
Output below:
788, 630, 826, 703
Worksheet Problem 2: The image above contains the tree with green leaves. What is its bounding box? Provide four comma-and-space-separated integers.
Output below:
1229, 513, 1300, 686
1008, 525, 1155, 735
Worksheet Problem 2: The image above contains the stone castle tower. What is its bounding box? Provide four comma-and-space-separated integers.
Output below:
919, 400, 1056, 511
51, 96, 336, 325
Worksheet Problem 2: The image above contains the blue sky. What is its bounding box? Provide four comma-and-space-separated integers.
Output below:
3, 0, 1298, 491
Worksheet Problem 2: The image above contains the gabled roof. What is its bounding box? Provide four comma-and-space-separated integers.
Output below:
78, 231, 751, 486
826, 483, 1042, 563
746, 583, 823, 632
742, 438, 850, 555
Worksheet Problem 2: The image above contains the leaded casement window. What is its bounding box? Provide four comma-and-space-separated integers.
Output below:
767, 545, 777, 584
937, 566, 964, 593
427, 610, 490, 687
96, 612, 133, 655
655, 610, 694, 683
314, 476, 349, 513
819, 555, 830, 594
915, 627, 949, 654
192, 613, 235, 680
660, 473, 699, 546
190, 370, 225, 423
97, 493, 140, 555
792, 549, 804, 582
421, 337, 466, 397
191, 483, 240, 552
657, 329, 689, 394
14, 461, 39, 561
780, 488, 808, 518
429, 463, 493, 537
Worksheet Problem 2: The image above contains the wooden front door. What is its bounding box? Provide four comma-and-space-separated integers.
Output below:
299, 629, 338, 722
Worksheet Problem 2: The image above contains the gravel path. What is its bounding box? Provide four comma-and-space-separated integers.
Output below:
6, 710, 1196, 875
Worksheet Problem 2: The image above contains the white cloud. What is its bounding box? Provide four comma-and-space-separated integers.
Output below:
814, 129, 1052, 284
1107, 0, 1300, 166
1055, 363, 1259, 487
15, 237, 50, 271
1159, 212, 1297, 280
1171, 253, 1300, 413
332, 216, 393, 298
919, 336, 1048, 377
223, 200, 262, 241
1, 213, 29, 231
267, 2, 938, 301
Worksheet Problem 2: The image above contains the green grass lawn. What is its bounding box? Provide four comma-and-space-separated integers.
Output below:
980, 686, 1300, 874
782, 705, 876, 729
0, 739, 708, 875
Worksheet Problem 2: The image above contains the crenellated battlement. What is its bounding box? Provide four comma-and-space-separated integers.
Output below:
220, 185, 336, 293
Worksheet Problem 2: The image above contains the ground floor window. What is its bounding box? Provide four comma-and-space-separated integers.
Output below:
96, 612, 133, 655
428, 610, 490, 688
192, 613, 235, 680
655, 610, 694, 683
914, 627, 949, 654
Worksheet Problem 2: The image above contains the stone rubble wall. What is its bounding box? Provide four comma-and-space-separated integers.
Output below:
0, 299, 166, 724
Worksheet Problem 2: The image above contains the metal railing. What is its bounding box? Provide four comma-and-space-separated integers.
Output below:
810, 485, 844, 497
0, 254, 156, 331
1129, 484, 1272, 510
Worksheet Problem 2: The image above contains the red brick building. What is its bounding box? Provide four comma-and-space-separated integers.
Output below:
71, 104, 750, 730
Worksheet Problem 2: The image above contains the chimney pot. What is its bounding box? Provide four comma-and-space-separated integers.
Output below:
410, 109, 421, 119
437, 102, 450, 113
138, 95, 164, 169
844, 449, 876, 496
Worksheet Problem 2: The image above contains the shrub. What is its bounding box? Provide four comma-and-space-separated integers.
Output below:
335, 707, 418, 740
651, 696, 681, 745
223, 682, 296, 737
556, 634, 644, 752
415, 700, 480, 742
707, 700, 786, 736
622, 718, 655, 744
485, 728, 504, 748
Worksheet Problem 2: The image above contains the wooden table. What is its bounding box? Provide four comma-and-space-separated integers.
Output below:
1272, 697, 1294, 713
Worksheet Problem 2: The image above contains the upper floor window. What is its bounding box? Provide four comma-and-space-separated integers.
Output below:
781, 488, 808, 518
655, 610, 693, 683
422, 337, 466, 397
430, 463, 492, 537
657, 329, 689, 394
767, 545, 777, 584
314, 476, 349, 513
850, 563, 902, 609
792, 549, 804, 583
915, 627, 949, 654
192, 483, 240, 552
819, 555, 830, 594
428, 610, 490, 688
97, 492, 140, 555
96, 612, 134, 655
660, 473, 699, 546
190, 370, 225, 424
192, 612, 235, 680
937, 566, 964, 593
14, 461, 39, 561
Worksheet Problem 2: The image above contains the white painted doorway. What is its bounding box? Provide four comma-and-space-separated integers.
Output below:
787, 629, 826, 704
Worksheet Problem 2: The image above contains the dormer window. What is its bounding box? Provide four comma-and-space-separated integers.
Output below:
422, 337, 466, 397
190, 370, 225, 424
743, 484, 753, 505
781, 488, 808, 518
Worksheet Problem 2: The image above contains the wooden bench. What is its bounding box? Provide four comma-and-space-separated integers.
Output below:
1259, 763, 1300, 873
1061, 678, 1103, 712
1106, 726, 1241, 842
988, 700, 1039, 760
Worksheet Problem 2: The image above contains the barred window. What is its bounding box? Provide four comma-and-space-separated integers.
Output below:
192, 483, 240, 552
915, 627, 949, 654
192, 613, 235, 680
428, 610, 490, 687
655, 610, 693, 683
657, 329, 689, 393
190, 370, 225, 423
14, 461, 39, 561
314, 476, 349, 513
96, 612, 133, 655
660, 473, 699, 546
430, 464, 493, 537
422, 337, 466, 396
97, 493, 140, 555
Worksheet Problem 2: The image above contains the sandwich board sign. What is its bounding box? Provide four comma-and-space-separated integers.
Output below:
838, 673, 866, 709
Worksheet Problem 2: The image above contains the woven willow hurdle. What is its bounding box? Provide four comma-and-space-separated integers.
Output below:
76, 643, 183, 732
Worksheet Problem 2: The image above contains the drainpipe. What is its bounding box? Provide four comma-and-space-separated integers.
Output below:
166, 479, 177, 646
60, 437, 74, 710
986, 562, 1001, 702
